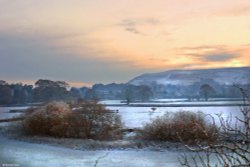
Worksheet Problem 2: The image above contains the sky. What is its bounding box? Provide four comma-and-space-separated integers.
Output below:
0, 0, 250, 87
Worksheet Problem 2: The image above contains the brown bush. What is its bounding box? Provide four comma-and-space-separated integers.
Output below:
77, 101, 122, 140
23, 102, 71, 136
138, 111, 218, 144
22, 101, 122, 140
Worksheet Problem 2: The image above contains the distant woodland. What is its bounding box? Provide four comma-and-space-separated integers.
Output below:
0, 79, 249, 105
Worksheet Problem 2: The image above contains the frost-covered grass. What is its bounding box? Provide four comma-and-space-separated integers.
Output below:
100, 98, 245, 106
0, 134, 204, 167
0, 122, 187, 151
0, 105, 242, 129
107, 106, 241, 128
0, 100, 247, 167
0, 106, 30, 119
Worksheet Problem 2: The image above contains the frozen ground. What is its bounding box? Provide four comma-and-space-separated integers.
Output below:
0, 103, 244, 167
0, 106, 30, 119
100, 98, 244, 106
0, 105, 243, 128
106, 106, 242, 128
0, 135, 196, 167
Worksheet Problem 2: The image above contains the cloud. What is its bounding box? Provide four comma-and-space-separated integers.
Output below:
119, 18, 161, 35
125, 27, 141, 34
0, 31, 147, 84
119, 19, 142, 34
120, 19, 136, 27
202, 53, 237, 62
173, 45, 242, 64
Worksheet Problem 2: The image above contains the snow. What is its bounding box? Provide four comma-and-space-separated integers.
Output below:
0, 130, 237, 167
129, 67, 250, 86
101, 101, 246, 136
0, 105, 244, 129
0, 135, 218, 167
100, 99, 245, 106
106, 106, 242, 128
0, 103, 245, 166
153, 99, 188, 102
125, 101, 244, 105
99, 100, 123, 105
0, 106, 30, 119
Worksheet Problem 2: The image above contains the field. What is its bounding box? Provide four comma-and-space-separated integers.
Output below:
0, 99, 244, 128
0, 99, 247, 167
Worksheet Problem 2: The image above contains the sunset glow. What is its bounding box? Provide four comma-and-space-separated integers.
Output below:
0, 0, 250, 85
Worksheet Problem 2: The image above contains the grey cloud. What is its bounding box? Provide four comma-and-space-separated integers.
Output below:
174, 45, 239, 63
125, 27, 140, 34
120, 19, 136, 27
119, 18, 161, 35
0, 31, 146, 84
203, 53, 237, 62
120, 19, 142, 35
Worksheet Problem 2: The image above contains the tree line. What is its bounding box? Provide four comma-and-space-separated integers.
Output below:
1, 78, 247, 105
0, 79, 154, 105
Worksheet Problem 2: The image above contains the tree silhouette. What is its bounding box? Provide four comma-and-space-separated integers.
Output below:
199, 84, 215, 101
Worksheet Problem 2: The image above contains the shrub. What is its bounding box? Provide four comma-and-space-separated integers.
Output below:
22, 101, 122, 140
179, 87, 250, 167
53, 101, 123, 140
138, 111, 218, 144
22, 101, 71, 136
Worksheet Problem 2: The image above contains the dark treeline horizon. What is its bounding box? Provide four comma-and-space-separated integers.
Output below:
0, 78, 249, 105
0, 79, 154, 105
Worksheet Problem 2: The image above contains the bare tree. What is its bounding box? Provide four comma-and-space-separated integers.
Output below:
179, 87, 250, 167
199, 84, 216, 101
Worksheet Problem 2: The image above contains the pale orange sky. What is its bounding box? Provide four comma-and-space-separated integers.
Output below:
0, 0, 250, 86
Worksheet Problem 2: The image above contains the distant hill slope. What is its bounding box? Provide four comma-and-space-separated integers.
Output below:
128, 67, 250, 86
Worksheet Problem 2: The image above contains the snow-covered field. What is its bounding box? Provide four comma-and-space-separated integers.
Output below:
0, 102, 246, 167
99, 99, 245, 128
100, 99, 245, 106
0, 135, 219, 167
0, 104, 243, 128
0, 135, 172, 167
106, 106, 241, 128
0, 106, 30, 119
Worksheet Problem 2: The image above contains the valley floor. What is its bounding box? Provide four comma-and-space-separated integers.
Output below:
0, 134, 187, 167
